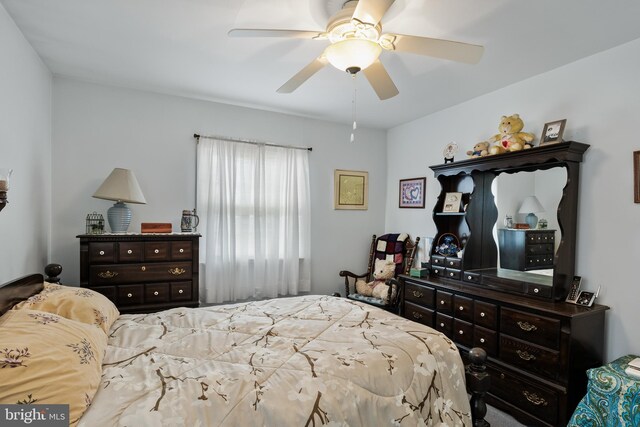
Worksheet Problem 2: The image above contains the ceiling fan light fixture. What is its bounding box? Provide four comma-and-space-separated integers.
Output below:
325, 39, 382, 73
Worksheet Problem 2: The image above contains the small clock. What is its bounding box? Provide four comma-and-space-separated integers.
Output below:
443, 142, 458, 163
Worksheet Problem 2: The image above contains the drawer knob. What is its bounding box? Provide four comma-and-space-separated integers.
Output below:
533, 288, 539, 293
440, 322, 445, 327
458, 306, 464, 311
434, 269, 439, 274
467, 275, 472, 280
154, 249, 160, 254
479, 338, 485, 343
516, 350, 536, 361
97, 271, 118, 279
99, 250, 105, 255
500, 373, 505, 380
154, 291, 159, 296
458, 330, 464, 335
480, 312, 486, 317
179, 248, 184, 253
178, 289, 184, 294
449, 272, 454, 277
141, 266, 146, 272
127, 293, 132, 298
412, 290, 424, 298
412, 312, 423, 320
523, 391, 548, 407
440, 300, 445, 305
127, 249, 133, 254
449, 261, 454, 266
517, 321, 538, 332
169, 267, 186, 276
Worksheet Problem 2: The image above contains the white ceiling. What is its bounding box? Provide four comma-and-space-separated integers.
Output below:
3, 0, 640, 129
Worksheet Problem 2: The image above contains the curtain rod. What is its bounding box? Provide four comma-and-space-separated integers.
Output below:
193, 133, 312, 152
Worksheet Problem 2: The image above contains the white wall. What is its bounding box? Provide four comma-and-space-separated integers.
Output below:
385, 37, 640, 362
0, 4, 51, 282
51, 78, 387, 296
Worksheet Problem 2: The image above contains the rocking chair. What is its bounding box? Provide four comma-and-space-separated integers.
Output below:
339, 234, 419, 313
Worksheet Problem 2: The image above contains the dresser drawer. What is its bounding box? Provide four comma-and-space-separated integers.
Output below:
118, 284, 144, 306
430, 255, 445, 266
171, 282, 192, 301
145, 242, 170, 261
118, 242, 144, 262
453, 294, 473, 322
488, 365, 560, 426
444, 257, 461, 269
145, 283, 170, 303
444, 268, 461, 281
474, 300, 498, 329
404, 301, 434, 328
473, 326, 497, 357
171, 241, 193, 260
90, 262, 192, 285
405, 282, 435, 308
527, 232, 555, 244
500, 335, 560, 379
462, 271, 481, 284
430, 265, 445, 277
501, 308, 560, 349
90, 285, 117, 304
435, 291, 453, 314
526, 255, 553, 269
526, 243, 554, 255
89, 243, 115, 263
435, 313, 453, 337
453, 319, 473, 348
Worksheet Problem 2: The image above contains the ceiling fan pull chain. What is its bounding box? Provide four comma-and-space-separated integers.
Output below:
350, 73, 357, 143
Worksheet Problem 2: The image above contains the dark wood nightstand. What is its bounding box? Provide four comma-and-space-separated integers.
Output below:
77, 233, 200, 313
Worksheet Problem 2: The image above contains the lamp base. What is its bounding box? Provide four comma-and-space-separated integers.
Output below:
525, 213, 538, 229
107, 201, 132, 233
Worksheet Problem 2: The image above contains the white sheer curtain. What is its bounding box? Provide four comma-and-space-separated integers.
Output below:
197, 138, 311, 303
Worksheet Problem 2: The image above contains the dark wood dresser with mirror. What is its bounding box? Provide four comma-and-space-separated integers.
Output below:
397, 142, 608, 426
77, 233, 200, 313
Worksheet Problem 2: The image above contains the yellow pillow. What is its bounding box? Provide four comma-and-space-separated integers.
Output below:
0, 309, 107, 426
12, 283, 119, 334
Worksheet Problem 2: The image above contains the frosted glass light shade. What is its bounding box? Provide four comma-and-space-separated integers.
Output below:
325, 39, 382, 72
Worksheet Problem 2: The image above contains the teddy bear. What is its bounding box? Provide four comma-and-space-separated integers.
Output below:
466, 141, 490, 158
486, 114, 535, 155
355, 258, 397, 304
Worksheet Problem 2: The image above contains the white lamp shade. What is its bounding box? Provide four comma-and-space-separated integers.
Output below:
325, 39, 382, 72
92, 168, 146, 204
518, 195, 544, 214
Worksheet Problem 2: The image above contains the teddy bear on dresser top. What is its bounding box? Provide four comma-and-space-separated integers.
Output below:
486, 114, 535, 155
466, 141, 490, 158
355, 258, 397, 304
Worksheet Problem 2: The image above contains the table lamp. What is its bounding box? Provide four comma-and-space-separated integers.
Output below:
93, 168, 146, 233
519, 195, 544, 229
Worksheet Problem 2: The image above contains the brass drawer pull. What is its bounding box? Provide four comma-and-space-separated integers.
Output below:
179, 248, 184, 253
97, 271, 118, 279
523, 391, 548, 406
412, 290, 423, 298
412, 312, 423, 320
153, 291, 159, 296
517, 321, 538, 332
168, 267, 186, 276
516, 350, 536, 361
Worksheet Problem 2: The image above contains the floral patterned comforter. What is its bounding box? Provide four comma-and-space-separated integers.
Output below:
79, 296, 471, 426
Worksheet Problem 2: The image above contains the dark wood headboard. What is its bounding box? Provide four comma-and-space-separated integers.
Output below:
0, 274, 44, 316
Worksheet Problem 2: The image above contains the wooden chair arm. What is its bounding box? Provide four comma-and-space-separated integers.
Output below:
339, 270, 369, 296
339, 270, 368, 279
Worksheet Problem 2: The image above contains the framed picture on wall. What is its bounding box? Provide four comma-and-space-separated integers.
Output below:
334, 169, 368, 210
399, 177, 426, 208
634, 151, 640, 203
540, 119, 567, 146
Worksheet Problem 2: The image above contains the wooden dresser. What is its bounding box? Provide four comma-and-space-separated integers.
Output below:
401, 275, 607, 426
77, 233, 200, 313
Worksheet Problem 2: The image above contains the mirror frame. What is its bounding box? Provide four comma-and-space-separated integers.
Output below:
430, 141, 589, 300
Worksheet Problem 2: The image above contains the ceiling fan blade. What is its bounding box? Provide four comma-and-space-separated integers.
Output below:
352, 0, 395, 27
386, 33, 484, 64
277, 56, 329, 93
362, 59, 399, 100
228, 29, 325, 39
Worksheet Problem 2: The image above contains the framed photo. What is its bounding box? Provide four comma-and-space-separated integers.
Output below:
634, 151, 640, 203
334, 169, 368, 210
540, 119, 567, 146
399, 177, 426, 208
442, 192, 462, 213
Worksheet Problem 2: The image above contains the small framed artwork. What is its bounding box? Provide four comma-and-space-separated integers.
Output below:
442, 192, 462, 213
575, 290, 596, 307
399, 177, 426, 208
540, 119, 567, 146
634, 151, 640, 203
334, 169, 368, 210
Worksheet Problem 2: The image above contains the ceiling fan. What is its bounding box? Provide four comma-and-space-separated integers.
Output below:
229, 0, 484, 100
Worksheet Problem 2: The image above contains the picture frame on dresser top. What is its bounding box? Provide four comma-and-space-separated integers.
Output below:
77, 233, 200, 313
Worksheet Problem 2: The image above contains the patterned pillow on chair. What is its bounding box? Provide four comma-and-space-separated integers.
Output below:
374, 233, 409, 276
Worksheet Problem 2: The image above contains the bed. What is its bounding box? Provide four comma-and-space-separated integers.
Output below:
0, 270, 488, 426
